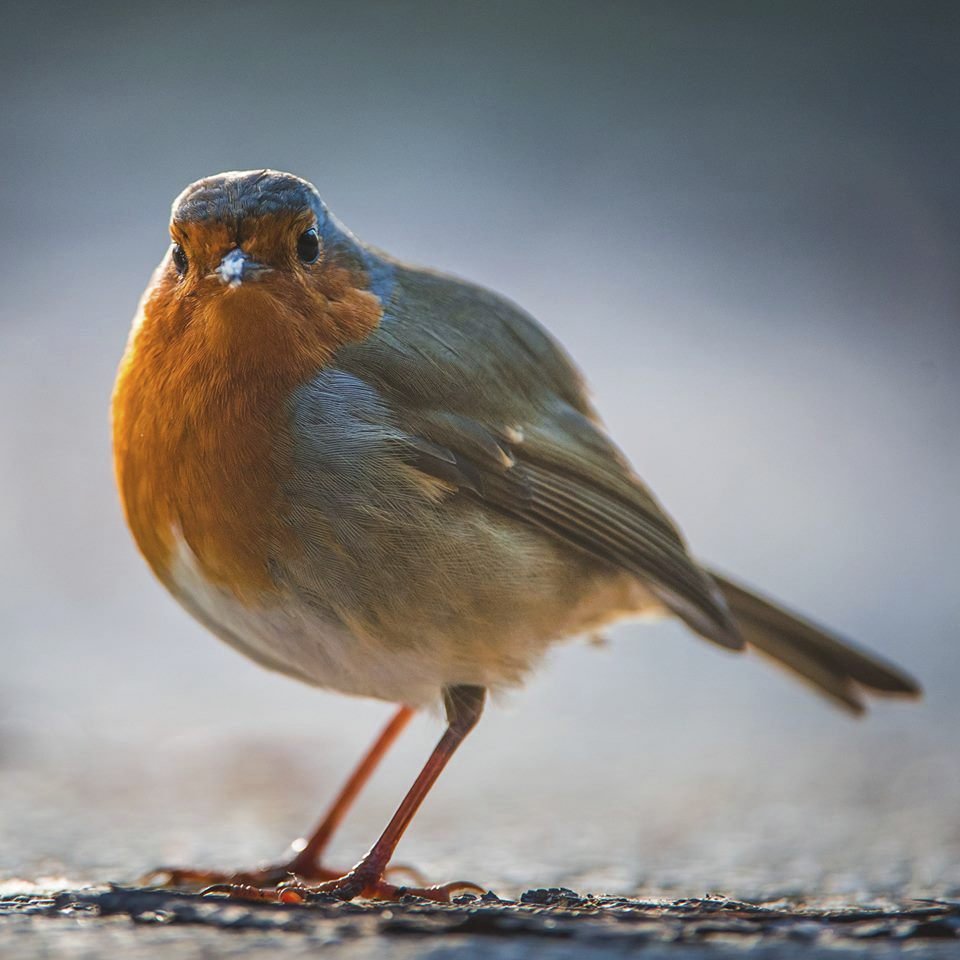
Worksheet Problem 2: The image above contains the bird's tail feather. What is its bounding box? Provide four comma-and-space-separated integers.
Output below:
707, 570, 922, 715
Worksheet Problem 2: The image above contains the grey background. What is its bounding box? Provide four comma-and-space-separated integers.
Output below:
1, 1, 957, 899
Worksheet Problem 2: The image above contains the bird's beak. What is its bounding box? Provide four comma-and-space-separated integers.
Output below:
215, 248, 271, 288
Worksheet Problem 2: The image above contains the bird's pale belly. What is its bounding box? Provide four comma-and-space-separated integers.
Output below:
166, 525, 657, 707
166, 528, 464, 705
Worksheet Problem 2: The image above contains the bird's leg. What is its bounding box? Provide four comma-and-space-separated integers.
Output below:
282, 685, 486, 903
283, 704, 416, 880
210, 685, 488, 903
146, 704, 415, 890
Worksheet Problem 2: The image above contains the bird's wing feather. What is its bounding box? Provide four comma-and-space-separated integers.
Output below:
327, 263, 741, 649
395, 408, 742, 650
295, 261, 919, 708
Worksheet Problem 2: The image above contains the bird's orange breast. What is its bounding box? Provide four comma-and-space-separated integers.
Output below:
112, 258, 383, 603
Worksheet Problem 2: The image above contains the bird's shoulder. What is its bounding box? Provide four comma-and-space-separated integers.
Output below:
289, 258, 637, 508
336, 261, 595, 422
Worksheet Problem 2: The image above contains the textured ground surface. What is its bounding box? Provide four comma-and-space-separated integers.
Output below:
2, 713, 959, 958
3, 884, 959, 959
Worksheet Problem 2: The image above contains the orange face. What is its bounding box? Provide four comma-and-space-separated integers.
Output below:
151, 204, 381, 364
112, 174, 384, 601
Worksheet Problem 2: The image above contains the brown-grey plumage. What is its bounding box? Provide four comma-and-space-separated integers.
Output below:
117, 168, 921, 715
277, 258, 918, 713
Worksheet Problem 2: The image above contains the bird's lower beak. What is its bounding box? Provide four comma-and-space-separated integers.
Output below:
215, 248, 271, 288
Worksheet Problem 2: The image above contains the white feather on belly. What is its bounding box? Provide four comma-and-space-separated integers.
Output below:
166, 528, 458, 706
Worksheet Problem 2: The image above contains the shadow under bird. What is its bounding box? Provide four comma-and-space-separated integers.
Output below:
111, 169, 921, 902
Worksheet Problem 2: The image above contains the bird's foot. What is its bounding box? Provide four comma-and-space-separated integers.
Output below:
201, 867, 483, 904
145, 858, 433, 899
141, 858, 340, 891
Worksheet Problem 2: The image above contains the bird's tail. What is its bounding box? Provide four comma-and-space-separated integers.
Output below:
707, 570, 922, 715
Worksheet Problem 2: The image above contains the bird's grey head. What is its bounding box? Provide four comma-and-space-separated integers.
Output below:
171, 169, 325, 231
165, 170, 344, 289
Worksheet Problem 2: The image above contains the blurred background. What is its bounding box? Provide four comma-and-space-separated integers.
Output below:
1, 1, 957, 899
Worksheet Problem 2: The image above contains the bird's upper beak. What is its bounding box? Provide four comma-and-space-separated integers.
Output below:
215, 247, 271, 288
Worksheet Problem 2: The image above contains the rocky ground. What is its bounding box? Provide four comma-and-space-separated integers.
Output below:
2, 883, 959, 958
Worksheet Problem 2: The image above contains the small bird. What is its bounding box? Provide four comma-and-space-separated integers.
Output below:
112, 170, 920, 902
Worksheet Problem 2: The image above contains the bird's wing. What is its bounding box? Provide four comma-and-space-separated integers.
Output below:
328, 264, 741, 650
393, 404, 742, 651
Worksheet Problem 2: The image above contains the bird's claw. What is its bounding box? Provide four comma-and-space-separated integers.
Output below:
201, 881, 279, 902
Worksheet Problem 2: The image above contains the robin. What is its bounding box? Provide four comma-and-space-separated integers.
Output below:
112, 169, 921, 903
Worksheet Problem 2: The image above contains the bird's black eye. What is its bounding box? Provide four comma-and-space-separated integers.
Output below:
297, 227, 320, 264
172, 243, 188, 275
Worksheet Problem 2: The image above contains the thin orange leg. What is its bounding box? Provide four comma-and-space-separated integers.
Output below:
148, 704, 415, 889
285, 704, 415, 875
282, 684, 487, 902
